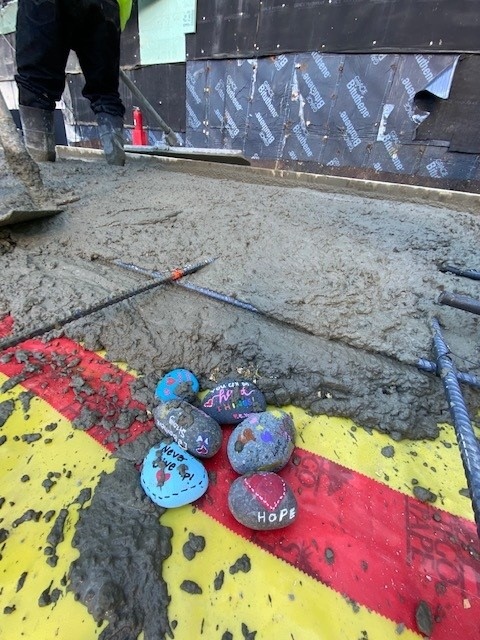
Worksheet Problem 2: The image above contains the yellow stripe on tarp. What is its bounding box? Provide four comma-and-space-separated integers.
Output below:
0, 373, 113, 639
286, 406, 475, 522
162, 506, 421, 640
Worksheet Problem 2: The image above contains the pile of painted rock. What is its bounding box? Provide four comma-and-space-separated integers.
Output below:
140, 368, 298, 530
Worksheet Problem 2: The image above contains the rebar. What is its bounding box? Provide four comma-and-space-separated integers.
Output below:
416, 358, 480, 389
438, 291, 480, 316
431, 318, 480, 538
113, 260, 260, 313
0, 258, 215, 351
439, 264, 480, 281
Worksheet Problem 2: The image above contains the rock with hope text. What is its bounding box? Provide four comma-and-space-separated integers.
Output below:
227, 410, 296, 474
200, 379, 266, 425
155, 368, 200, 403
228, 472, 297, 530
153, 400, 222, 458
140, 441, 209, 508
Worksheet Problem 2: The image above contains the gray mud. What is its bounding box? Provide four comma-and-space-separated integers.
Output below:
1, 152, 480, 439
68, 458, 173, 640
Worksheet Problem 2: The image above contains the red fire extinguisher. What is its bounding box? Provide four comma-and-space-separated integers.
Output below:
132, 106, 148, 145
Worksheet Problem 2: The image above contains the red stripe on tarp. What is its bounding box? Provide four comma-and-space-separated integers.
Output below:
199, 434, 480, 639
0, 337, 154, 450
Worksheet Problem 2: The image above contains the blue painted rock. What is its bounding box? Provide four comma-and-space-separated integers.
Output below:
155, 368, 199, 403
228, 472, 297, 530
140, 441, 208, 508
200, 379, 266, 425
226, 411, 295, 474
153, 400, 222, 458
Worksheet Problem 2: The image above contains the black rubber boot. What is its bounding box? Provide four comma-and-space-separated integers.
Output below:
96, 113, 125, 166
19, 105, 56, 162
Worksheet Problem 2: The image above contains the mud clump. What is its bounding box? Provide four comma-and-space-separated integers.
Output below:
229, 554, 251, 574
180, 580, 202, 594
413, 486, 438, 504
381, 445, 395, 458
182, 532, 206, 560
324, 547, 335, 565
214, 570, 225, 591
0, 399, 14, 427
68, 458, 173, 640
415, 600, 434, 636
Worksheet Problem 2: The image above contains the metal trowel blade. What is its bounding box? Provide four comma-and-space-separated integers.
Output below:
0, 208, 62, 227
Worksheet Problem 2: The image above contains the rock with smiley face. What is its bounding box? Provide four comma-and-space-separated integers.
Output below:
200, 379, 266, 425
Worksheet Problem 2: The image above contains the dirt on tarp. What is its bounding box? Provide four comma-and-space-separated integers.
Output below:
0, 151, 480, 440
68, 456, 173, 640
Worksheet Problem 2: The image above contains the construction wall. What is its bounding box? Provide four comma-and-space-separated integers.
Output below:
1, 0, 480, 191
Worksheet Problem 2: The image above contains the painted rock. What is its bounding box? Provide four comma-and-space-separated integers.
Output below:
153, 400, 222, 458
140, 441, 208, 508
226, 411, 295, 474
200, 379, 266, 425
155, 368, 199, 403
228, 472, 297, 530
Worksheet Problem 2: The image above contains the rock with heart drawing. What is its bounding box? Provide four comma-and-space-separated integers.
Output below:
153, 400, 222, 458
200, 379, 266, 425
140, 441, 209, 508
155, 368, 199, 403
228, 472, 297, 530
226, 410, 296, 474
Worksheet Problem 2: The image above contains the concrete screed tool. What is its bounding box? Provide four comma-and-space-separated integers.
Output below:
119, 69, 250, 166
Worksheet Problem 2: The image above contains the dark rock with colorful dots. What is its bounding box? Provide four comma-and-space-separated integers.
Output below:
153, 400, 222, 458
155, 369, 199, 403
140, 441, 209, 508
228, 472, 297, 530
226, 410, 296, 474
200, 379, 266, 425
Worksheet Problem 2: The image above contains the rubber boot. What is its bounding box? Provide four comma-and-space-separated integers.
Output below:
96, 113, 125, 166
19, 105, 56, 162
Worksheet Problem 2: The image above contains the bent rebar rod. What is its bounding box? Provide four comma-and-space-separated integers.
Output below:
431, 318, 480, 538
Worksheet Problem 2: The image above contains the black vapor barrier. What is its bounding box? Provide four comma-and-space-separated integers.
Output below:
185, 53, 480, 187
415, 55, 480, 155
187, 0, 480, 60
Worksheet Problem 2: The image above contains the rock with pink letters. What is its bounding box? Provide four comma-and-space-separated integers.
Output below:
200, 379, 266, 425
228, 472, 297, 530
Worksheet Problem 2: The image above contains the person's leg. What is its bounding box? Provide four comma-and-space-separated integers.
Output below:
15, 0, 70, 160
74, 0, 124, 116
73, 0, 126, 165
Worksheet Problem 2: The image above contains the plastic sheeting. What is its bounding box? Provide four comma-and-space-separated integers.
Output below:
0, 334, 479, 639
185, 53, 480, 184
